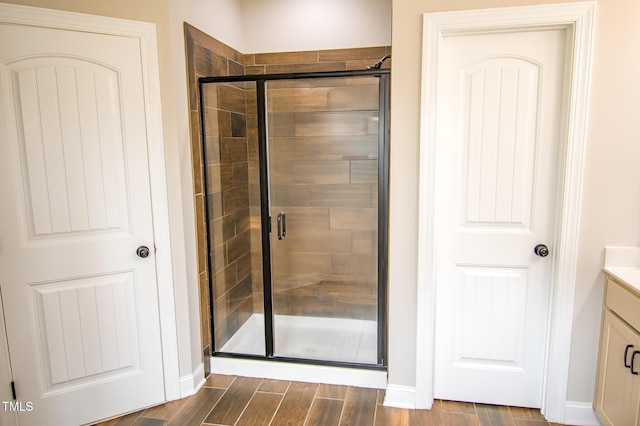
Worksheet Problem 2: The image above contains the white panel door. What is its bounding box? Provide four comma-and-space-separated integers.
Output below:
0, 16, 165, 426
433, 28, 568, 407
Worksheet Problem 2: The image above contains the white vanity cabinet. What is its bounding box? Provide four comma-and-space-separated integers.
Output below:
595, 276, 640, 426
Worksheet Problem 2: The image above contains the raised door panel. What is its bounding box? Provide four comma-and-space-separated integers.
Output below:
462, 58, 539, 229
453, 266, 528, 370
33, 273, 141, 392
13, 60, 129, 239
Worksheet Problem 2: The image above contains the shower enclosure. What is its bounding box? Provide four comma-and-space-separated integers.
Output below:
199, 69, 389, 368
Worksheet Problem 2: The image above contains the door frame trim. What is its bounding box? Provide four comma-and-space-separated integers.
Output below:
415, 2, 595, 422
0, 2, 181, 402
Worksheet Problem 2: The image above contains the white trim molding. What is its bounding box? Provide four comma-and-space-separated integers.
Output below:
416, 2, 595, 422
0, 2, 181, 402
565, 401, 600, 426
180, 362, 206, 398
383, 385, 417, 409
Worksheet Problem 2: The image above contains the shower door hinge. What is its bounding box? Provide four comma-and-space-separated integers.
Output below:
10, 381, 16, 400
268, 217, 272, 233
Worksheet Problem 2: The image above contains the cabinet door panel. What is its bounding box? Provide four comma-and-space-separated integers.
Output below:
596, 310, 640, 426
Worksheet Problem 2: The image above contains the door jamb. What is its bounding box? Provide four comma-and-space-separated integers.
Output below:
0, 3, 181, 402
415, 2, 595, 422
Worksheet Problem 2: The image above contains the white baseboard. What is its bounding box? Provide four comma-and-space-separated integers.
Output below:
564, 401, 601, 426
179, 362, 205, 398
382, 390, 599, 425
383, 385, 416, 409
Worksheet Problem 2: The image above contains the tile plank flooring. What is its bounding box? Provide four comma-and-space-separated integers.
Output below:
96, 374, 564, 426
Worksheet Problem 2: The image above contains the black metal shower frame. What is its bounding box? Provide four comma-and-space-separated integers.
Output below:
198, 69, 390, 370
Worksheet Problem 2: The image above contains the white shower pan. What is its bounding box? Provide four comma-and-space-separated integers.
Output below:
212, 313, 386, 389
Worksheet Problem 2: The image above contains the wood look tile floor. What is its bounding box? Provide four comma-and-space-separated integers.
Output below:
96, 374, 564, 426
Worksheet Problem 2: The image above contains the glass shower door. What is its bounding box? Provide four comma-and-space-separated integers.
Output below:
266, 76, 381, 364
201, 80, 266, 357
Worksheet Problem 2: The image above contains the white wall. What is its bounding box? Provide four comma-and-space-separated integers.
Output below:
166, 0, 245, 381
240, 0, 391, 53
568, 0, 640, 403
172, 0, 245, 52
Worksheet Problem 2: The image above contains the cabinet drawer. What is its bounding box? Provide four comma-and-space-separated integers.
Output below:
606, 277, 640, 333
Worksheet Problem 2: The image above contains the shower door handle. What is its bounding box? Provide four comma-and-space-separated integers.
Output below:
277, 211, 286, 240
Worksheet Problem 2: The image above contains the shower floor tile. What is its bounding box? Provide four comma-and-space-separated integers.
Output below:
219, 313, 377, 364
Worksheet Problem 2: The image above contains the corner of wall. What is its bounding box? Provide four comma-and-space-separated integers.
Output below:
383, 384, 417, 409
179, 362, 206, 398
564, 401, 600, 426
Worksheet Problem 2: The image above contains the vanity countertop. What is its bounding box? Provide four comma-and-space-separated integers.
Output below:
603, 246, 640, 296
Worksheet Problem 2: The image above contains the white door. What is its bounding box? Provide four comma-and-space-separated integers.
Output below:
432, 28, 568, 407
0, 14, 165, 426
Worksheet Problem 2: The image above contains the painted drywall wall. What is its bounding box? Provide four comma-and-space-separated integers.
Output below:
172, 0, 244, 52
569, 0, 640, 403
240, 0, 391, 53
0, 0, 201, 382
166, 0, 246, 382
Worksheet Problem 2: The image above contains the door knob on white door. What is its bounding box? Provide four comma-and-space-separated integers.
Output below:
534, 244, 549, 257
136, 246, 150, 258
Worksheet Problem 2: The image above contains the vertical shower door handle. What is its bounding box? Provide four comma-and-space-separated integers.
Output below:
277, 211, 286, 240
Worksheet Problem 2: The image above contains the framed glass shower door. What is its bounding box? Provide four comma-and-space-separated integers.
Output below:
199, 70, 389, 367
200, 80, 266, 357
266, 77, 382, 364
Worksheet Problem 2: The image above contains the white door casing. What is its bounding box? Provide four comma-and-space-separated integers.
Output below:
0, 4, 179, 425
432, 27, 566, 408
416, 2, 595, 422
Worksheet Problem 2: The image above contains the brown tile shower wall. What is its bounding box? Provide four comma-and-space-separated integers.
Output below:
185, 24, 254, 353
186, 21, 390, 352
244, 47, 391, 75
